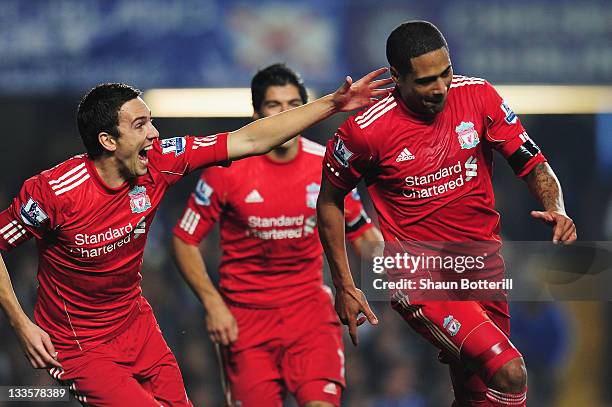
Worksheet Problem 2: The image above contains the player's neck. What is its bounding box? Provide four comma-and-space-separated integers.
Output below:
266, 138, 300, 163
395, 88, 438, 123
92, 156, 132, 188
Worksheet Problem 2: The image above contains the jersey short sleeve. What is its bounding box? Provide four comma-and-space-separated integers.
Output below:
0, 175, 60, 251
481, 82, 546, 177
149, 133, 229, 186
173, 168, 226, 245
344, 188, 373, 242
323, 117, 373, 191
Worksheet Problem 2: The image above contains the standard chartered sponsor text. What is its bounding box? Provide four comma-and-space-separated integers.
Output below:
74, 235, 132, 257
403, 161, 465, 199
249, 228, 304, 240
247, 215, 307, 240
75, 222, 133, 245
72, 220, 144, 257
248, 215, 303, 228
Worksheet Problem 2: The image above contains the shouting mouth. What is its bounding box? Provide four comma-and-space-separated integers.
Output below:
138, 145, 153, 165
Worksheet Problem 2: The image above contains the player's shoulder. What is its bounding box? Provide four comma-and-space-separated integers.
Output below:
449, 74, 500, 111
450, 74, 490, 95
200, 162, 234, 179
199, 155, 247, 183
349, 91, 399, 134
152, 136, 187, 152
300, 137, 326, 158
37, 154, 91, 198
451, 74, 487, 87
146, 136, 187, 169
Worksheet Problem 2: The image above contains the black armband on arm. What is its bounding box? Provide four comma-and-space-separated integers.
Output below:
507, 139, 541, 175
345, 211, 370, 234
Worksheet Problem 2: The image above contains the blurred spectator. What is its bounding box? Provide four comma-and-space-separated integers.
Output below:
509, 303, 571, 406
370, 363, 426, 407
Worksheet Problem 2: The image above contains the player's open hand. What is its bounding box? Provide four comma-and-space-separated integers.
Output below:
334, 285, 378, 346
530, 210, 577, 244
332, 67, 394, 113
205, 298, 238, 346
14, 318, 62, 369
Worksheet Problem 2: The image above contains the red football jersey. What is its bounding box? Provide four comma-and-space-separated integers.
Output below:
173, 138, 373, 308
0, 134, 228, 352
323, 76, 546, 243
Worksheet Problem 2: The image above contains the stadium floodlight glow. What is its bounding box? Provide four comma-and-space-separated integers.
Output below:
143, 88, 317, 118
495, 86, 612, 114
143, 88, 252, 117
143, 86, 612, 117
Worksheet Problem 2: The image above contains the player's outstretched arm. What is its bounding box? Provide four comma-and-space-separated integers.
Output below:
227, 67, 392, 161
317, 176, 378, 346
171, 236, 238, 346
525, 162, 577, 244
0, 254, 61, 369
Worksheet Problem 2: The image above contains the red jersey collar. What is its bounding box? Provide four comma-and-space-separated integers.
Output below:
84, 155, 133, 194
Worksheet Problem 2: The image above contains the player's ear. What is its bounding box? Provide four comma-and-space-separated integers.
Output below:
98, 132, 117, 153
252, 110, 260, 120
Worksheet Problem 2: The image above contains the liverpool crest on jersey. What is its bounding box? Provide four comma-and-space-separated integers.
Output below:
455, 121, 480, 150
128, 186, 151, 213
443, 315, 461, 337
306, 182, 320, 209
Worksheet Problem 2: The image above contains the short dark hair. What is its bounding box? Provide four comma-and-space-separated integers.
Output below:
251, 63, 308, 113
77, 83, 141, 158
386, 21, 448, 77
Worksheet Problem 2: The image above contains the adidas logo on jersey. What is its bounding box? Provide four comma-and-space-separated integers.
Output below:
244, 189, 264, 203
396, 148, 415, 162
